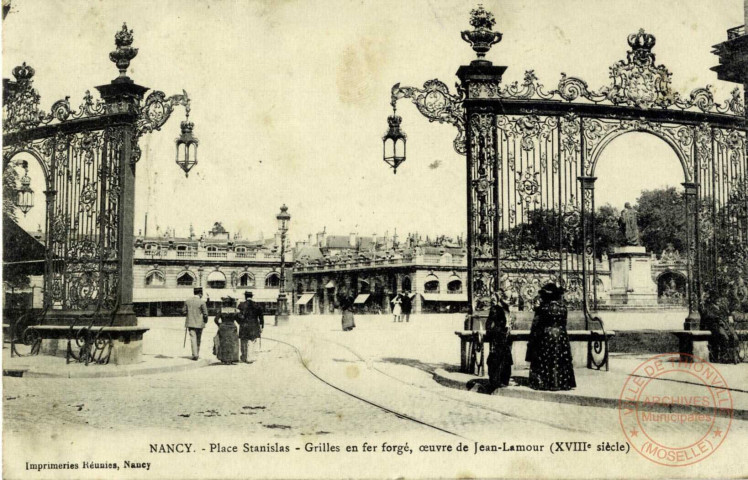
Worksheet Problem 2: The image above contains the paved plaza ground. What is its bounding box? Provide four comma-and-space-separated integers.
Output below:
4, 313, 748, 478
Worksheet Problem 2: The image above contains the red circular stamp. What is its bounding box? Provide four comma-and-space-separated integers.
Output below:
618, 353, 733, 467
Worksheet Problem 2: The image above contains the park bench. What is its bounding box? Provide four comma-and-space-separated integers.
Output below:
455, 329, 616, 376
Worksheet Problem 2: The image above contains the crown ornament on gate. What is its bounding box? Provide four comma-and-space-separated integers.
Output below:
11, 62, 35, 83
109, 23, 139, 78
461, 5, 502, 60
627, 29, 657, 67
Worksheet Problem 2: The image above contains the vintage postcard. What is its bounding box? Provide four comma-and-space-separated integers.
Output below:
2, 0, 747, 478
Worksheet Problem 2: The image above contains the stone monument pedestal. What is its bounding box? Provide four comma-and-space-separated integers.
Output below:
608, 246, 658, 307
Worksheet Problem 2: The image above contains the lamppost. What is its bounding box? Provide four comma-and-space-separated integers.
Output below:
3, 159, 34, 216
275, 204, 291, 326
382, 5, 504, 329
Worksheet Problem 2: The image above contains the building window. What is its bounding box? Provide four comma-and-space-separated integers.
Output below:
239, 273, 254, 287
265, 272, 280, 288
447, 279, 462, 293
424, 280, 440, 293
145, 271, 165, 287
177, 272, 195, 286
401, 277, 412, 292
207, 270, 226, 289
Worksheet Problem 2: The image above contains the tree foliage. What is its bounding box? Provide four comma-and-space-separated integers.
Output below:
498, 203, 623, 258
636, 187, 687, 254
3, 166, 19, 222
498, 188, 690, 258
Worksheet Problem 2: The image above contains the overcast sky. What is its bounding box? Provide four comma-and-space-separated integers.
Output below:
4, 0, 742, 242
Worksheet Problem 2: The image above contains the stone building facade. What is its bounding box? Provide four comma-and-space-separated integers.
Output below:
291, 231, 469, 314
133, 222, 290, 316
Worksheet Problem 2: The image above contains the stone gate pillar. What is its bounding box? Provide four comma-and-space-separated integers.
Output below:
456, 59, 506, 328
96, 78, 149, 326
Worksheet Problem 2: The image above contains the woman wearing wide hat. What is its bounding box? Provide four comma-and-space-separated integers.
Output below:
526, 283, 576, 391
213, 296, 240, 365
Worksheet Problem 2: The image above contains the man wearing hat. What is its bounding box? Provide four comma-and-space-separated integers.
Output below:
238, 291, 264, 363
184, 287, 209, 360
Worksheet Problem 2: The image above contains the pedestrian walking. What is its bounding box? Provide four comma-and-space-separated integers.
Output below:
339, 290, 356, 331
213, 296, 240, 365
183, 287, 209, 360
391, 294, 402, 322
400, 291, 412, 323
238, 291, 264, 363
526, 283, 576, 391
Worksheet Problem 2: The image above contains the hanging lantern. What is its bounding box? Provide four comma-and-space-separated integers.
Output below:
382, 108, 406, 174
15, 162, 34, 216
276, 204, 291, 233
175, 116, 198, 177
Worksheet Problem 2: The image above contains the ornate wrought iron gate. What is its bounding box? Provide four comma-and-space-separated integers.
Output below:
389, 9, 746, 370
3, 25, 192, 363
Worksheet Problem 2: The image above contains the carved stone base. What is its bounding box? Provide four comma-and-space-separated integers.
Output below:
35, 325, 148, 365
609, 247, 658, 308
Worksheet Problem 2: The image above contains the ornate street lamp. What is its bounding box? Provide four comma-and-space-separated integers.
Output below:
382, 106, 406, 174
275, 204, 291, 325
14, 160, 34, 216
175, 112, 198, 177
276, 204, 291, 233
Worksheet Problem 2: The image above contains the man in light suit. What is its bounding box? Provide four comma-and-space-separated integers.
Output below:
184, 287, 209, 360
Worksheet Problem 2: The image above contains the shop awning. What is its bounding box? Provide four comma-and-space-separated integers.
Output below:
297, 293, 315, 305
353, 293, 370, 304
132, 288, 281, 303
247, 289, 280, 302
422, 293, 468, 302
325, 280, 335, 288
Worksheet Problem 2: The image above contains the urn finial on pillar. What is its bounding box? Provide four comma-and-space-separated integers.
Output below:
109, 23, 139, 80
461, 5, 502, 61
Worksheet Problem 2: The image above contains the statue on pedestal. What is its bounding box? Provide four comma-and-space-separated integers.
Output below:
619, 202, 641, 246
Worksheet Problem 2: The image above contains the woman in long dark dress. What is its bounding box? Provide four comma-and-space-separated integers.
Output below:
526, 283, 576, 391
485, 293, 513, 389
339, 292, 356, 331
213, 296, 240, 365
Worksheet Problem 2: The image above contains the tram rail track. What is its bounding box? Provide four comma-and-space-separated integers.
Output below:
265, 332, 590, 438
264, 336, 465, 439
